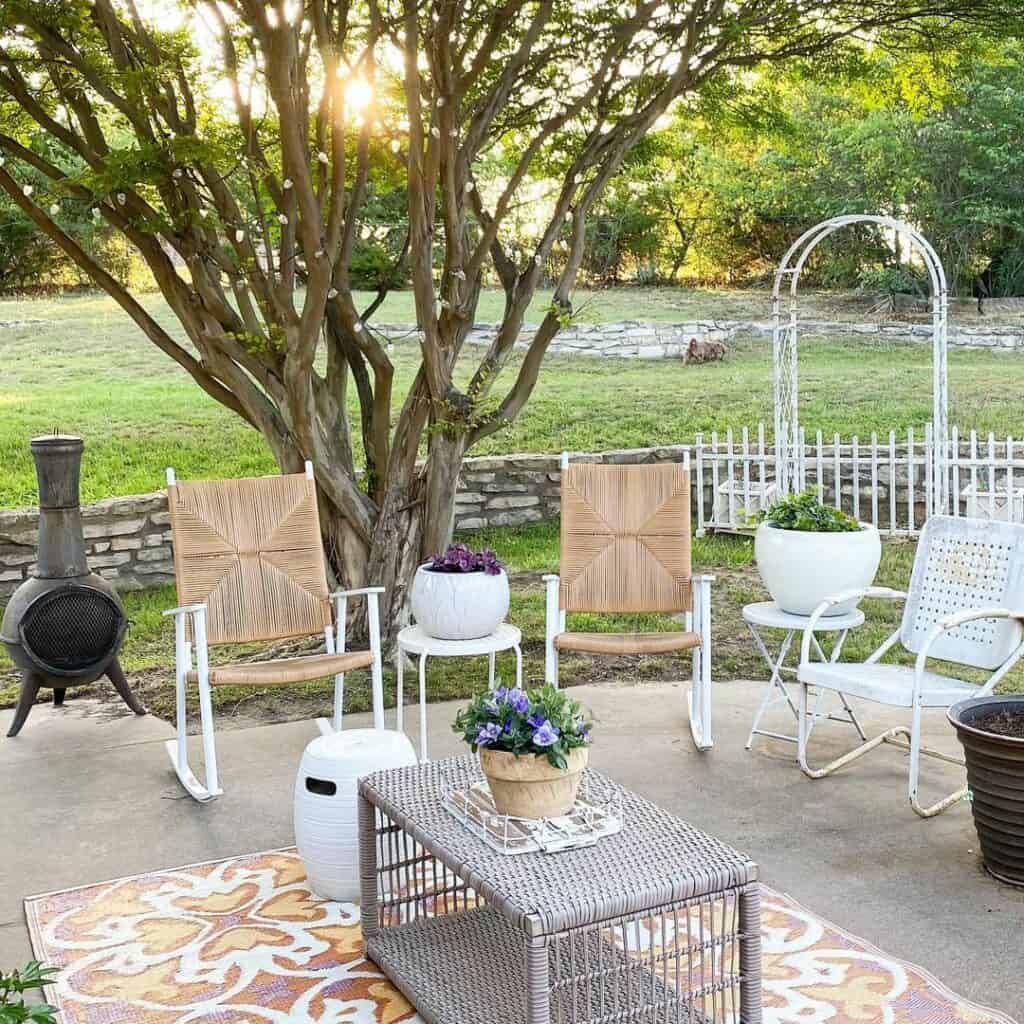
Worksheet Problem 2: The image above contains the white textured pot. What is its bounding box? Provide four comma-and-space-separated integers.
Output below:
754, 522, 881, 616
294, 728, 417, 902
410, 565, 510, 640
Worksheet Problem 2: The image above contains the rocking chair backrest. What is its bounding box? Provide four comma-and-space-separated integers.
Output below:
901, 515, 1024, 670
167, 471, 332, 646
559, 462, 692, 614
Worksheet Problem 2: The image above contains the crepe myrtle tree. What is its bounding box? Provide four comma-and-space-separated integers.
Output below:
0, 1, 1015, 637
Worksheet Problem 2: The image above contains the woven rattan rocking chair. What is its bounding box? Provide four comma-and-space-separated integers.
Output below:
544, 453, 715, 749
163, 462, 385, 801
797, 515, 1024, 817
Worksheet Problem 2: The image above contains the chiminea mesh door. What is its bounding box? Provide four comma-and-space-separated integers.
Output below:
18, 586, 125, 675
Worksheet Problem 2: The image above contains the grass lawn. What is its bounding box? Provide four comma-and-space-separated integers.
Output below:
3, 523, 1020, 728
1, 288, 1024, 508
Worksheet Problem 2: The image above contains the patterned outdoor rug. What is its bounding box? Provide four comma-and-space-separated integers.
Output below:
25, 848, 1016, 1024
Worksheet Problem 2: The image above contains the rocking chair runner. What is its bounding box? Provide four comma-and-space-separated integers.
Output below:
797, 515, 1024, 817
544, 453, 715, 749
163, 462, 385, 801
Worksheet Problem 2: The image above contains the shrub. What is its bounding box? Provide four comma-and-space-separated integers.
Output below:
757, 489, 860, 532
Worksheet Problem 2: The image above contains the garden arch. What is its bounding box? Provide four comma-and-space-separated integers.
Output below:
771, 214, 949, 516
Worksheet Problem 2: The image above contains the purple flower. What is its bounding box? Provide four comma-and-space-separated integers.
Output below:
476, 722, 502, 746
425, 542, 506, 574
506, 688, 529, 714
532, 720, 560, 747
527, 712, 546, 728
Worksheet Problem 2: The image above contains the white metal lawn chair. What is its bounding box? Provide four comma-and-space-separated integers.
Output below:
797, 515, 1024, 817
163, 462, 386, 801
543, 452, 715, 749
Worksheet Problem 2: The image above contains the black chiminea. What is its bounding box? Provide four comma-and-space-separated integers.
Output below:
1, 435, 145, 737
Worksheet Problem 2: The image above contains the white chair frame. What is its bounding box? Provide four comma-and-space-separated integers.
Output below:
797, 516, 1024, 818
163, 462, 385, 802
544, 452, 715, 750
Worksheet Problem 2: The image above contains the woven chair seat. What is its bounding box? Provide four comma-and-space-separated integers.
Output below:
553, 631, 702, 656
187, 650, 374, 687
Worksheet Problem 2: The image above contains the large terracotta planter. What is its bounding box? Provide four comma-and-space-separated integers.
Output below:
480, 747, 588, 819
948, 695, 1024, 887
410, 565, 510, 640
754, 522, 881, 616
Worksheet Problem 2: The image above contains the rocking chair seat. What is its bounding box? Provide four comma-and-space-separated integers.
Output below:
187, 650, 375, 688
798, 661, 979, 709
553, 631, 702, 656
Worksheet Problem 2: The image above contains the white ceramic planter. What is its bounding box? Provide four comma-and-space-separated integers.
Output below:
410, 565, 510, 640
294, 728, 417, 902
754, 522, 881, 616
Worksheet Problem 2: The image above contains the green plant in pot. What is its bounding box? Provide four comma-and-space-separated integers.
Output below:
453, 684, 593, 818
753, 489, 881, 616
1, 961, 58, 1024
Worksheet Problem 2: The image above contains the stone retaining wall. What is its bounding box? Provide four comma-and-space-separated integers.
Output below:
377, 321, 735, 359
379, 318, 1024, 356
0, 493, 174, 598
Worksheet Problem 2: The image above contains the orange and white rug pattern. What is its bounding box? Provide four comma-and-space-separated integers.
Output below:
25, 848, 1016, 1024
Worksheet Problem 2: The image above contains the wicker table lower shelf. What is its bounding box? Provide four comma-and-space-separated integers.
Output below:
359, 757, 761, 1024
367, 905, 713, 1024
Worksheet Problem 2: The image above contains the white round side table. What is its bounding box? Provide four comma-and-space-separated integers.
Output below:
396, 622, 522, 762
743, 601, 867, 753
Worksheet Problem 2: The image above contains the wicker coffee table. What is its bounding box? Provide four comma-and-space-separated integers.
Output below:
358, 757, 762, 1024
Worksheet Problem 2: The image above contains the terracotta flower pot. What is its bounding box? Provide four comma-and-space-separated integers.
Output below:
480, 746, 589, 819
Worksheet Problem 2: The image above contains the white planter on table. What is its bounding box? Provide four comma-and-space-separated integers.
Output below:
754, 522, 881, 616
294, 728, 417, 902
410, 565, 510, 640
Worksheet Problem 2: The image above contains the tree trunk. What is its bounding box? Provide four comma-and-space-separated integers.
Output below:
320, 436, 465, 648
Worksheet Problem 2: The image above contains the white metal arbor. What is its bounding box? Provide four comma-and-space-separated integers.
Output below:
771, 214, 950, 515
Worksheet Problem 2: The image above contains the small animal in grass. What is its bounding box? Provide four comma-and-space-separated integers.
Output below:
684, 336, 727, 364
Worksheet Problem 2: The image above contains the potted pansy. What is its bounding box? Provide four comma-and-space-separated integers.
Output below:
410, 543, 509, 640
453, 684, 593, 818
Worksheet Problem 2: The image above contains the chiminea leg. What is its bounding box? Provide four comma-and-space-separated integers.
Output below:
7, 673, 42, 738
106, 658, 146, 716
53, 688, 66, 707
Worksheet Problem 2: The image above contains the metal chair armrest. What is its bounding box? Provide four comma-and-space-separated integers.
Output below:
799, 588, 904, 665
329, 586, 386, 599
162, 603, 207, 618
913, 607, 1024, 701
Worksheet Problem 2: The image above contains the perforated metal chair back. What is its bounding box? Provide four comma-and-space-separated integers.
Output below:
167, 472, 332, 645
901, 515, 1024, 670
559, 462, 692, 614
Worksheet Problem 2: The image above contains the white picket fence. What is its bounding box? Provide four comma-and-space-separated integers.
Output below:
694, 423, 1024, 536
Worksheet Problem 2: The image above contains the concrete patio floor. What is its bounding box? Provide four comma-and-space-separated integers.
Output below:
2, 678, 1022, 1019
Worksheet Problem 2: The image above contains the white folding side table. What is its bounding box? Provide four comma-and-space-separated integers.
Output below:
743, 601, 867, 752
395, 622, 523, 762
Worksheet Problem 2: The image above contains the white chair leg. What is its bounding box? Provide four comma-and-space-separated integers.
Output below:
907, 698, 967, 818
317, 622, 345, 736
544, 575, 561, 687
165, 611, 222, 801
367, 591, 385, 730
798, 686, 965, 816
687, 580, 713, 751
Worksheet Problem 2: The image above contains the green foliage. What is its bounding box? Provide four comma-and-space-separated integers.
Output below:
0, 962, 58, 1024
757, 489, 860, 533
0, 145, 105, 292
452, 683, 592, 769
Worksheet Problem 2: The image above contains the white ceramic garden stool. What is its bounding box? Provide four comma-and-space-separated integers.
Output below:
294, 728, 417, 902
